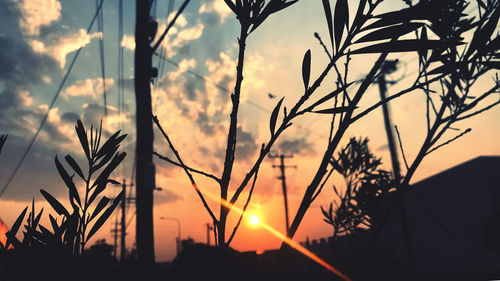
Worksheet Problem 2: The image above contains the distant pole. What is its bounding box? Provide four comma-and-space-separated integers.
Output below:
120, 179, 127, 263
135, 0, 157, 266
205, 223, 213, 246
270, 153, 296, 233
112, 219, 118, 259
377, 60, 414, 271
377, 60, 401, 182
161, 217, 181, 255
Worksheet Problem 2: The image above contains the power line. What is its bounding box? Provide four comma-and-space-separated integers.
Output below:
0, 0, 105, 198
96, 0, 108, 117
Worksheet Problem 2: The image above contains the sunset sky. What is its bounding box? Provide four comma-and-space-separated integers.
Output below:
0, 0, 499, 262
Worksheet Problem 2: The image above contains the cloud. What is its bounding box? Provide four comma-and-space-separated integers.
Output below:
18, 0, 61, 36
236, 126, 258, 161
278, 138, 315, 156
199, 1, 232, 24
63, 78, 114, 100
121, 34, 135, 51
29, 29, 101, 68
154, 189, 182, 205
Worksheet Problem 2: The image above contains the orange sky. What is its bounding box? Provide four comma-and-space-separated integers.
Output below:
0, 0, 499, 263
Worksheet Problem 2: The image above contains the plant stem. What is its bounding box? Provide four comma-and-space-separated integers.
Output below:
219, 25, 249, 247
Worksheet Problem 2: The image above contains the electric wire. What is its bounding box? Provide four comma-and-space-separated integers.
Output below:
96, 0, 108, 118
0, 0, 106, 198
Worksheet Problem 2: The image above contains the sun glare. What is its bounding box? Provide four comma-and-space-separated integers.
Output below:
249, 215, 260, 226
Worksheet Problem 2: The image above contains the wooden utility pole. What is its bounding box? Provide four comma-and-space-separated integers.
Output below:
270, 153, 296, 233
377, 60, 414, 271
134, 0, 157, 266
205, 223, 213, 246
120, 179, 127, 263
377, 60, 401, 181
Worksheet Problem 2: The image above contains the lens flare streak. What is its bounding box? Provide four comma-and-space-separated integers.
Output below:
192, 183, 352, 281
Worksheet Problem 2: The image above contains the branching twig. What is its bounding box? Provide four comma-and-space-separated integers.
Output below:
426, 128, 472, 156
153, 151, 221, 183
226, 164, 260, 246
394, 125, 409, 171
153, 115, 218, 223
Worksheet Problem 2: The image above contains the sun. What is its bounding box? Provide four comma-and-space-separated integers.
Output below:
248, 215, 260, 226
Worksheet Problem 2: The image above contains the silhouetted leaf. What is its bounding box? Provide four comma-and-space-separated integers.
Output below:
269, 97, 284, 136
322, 0, 334, 51
355, 23, 423, 43
65, 155, 85, 180
418, 26, 428, 61
89, 196, 110, 222
309, 82, 354, 110
40, 189, 69, 217
95, 130, 121, 160
5, 206, 28, 248
351, 39, 463, 54
466, 6, 500, 58
313, 106, 352, 114
427, 62, 467, 75
362, 5, 427, 31
55, 156, 81, 207
302, 49, 311, 90
353, 0, 367, 28
49, 214, 59, 233
86, 191, 124, 242
334, 0, 348, 51
479, 61, 500, 69
76, 120, 90, 160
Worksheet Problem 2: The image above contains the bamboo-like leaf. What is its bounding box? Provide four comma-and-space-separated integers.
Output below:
5, 206, 28, 248
427, 62, 467, 76
418, 26, 428, 60
353, 0, 367, 28
313, 106, 352, 114
479, 61, 500, 69
308, 82, 354, 110
355, 23, 423, 43
75, 120, 90, 160
350, 39, 463, 54
89, 196, 110, 222
55, 156, 81, 207
466, 6, 500, 58
302, 49, 311, 90
91, 152, 126, 190
334, 0, 348, 51
322, 0, 334, 51
49, 214, 58, 233
40, 189, 69, 217
95, 130, 121, 160
269, 97, 284, 136
86, 191, 124, 242
362, 5, 427, 31
64, 155, 85, 180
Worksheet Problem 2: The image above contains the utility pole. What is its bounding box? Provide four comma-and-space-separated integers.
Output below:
135, 0, 157, 266
120, 179, 126, 263
269, 153, 296, 233
205, 223, 213, 246
377, 59, 414, 271
111, 219, 119, 259
377, 60, 401, 181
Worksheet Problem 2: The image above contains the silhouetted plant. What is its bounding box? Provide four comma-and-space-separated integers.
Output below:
5, 120, 126, 257
153, 2, 499, 272
321, 137, 394, 238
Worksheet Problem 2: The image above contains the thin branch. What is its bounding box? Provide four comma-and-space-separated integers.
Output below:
311, 168, 334, 203
426, 128, 472, 156
153, 151, 221, 183
153, 115, 218, 223
455, 100, 500, 121
226, 166, 260, 246
151, 0, 191, 53
394, 125, 409, 171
